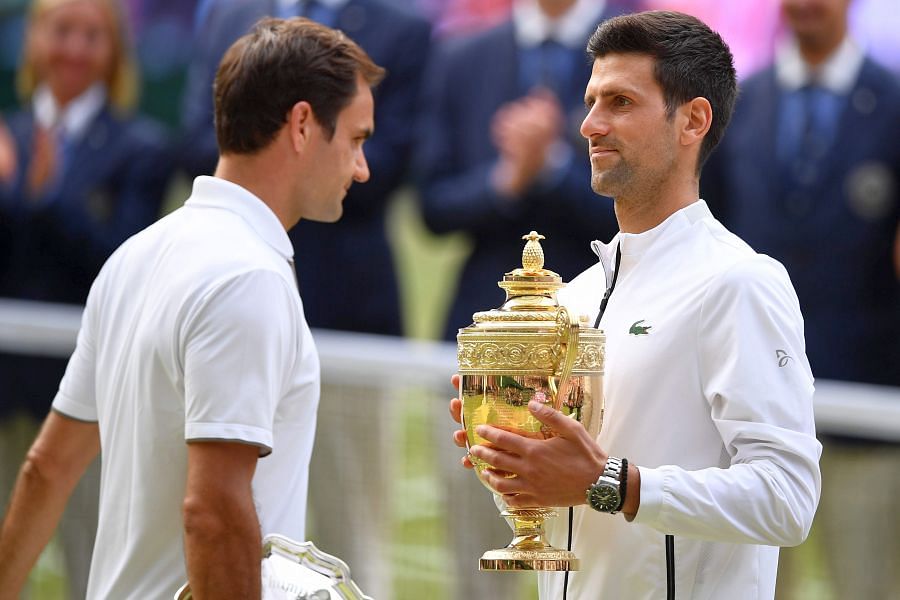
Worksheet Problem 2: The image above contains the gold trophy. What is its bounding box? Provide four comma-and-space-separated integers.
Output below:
457, 231, 605, 571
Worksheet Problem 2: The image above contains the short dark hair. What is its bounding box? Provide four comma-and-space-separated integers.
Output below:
587, 11, 737, 172
214, 17, 385, 155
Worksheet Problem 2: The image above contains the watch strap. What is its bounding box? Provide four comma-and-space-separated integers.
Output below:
614, 458, 628, 513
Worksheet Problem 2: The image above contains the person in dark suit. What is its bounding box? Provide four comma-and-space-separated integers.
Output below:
180, 4, 431, 598
0, 0, 172, 596
702, 0, 900, 597
181, 0, 431, 337
417, 0, 623, 341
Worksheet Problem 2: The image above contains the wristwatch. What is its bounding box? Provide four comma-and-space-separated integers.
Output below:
586, 456, 627, 514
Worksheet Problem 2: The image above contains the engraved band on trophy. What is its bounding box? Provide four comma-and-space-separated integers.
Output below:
457, 231, 605, 571
174, 535, 371, 600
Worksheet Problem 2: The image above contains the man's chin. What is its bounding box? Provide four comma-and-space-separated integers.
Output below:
301, 208, 344, 225
313, 213, 343, 224
590, 175, 620, 199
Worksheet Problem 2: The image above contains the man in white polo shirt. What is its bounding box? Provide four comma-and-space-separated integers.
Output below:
449, 11, 822, 599
0, 18, 383, 599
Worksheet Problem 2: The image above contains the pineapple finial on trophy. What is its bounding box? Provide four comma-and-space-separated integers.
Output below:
521, 231, 546, 272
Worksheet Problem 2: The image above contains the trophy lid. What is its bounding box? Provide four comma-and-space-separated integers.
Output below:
474, 231, 570, 323
500, 231, 563, 285
457, 231, 603, 376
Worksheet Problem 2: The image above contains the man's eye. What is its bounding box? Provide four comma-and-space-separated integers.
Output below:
614, 96, 632, 107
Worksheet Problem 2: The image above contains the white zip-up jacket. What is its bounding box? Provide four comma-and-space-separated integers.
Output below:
547, 200, 822, 599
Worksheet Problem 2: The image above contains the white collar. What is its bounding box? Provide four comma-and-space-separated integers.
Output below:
279, 0, 348, 12
592, 199, 711, 261
186, 176, 295, 260
513, 0, 607, 49
32, 83, 107, 140
775, 34, 864, 94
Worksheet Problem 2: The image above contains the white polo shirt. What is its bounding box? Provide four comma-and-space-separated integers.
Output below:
549, 200, 822, 599
53, 176, 320, 599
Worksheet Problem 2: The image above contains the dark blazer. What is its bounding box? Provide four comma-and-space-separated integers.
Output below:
180, 0, 432, 335
702, 57, 900, 386
416, 19, 620, 339
0, 105, 172, 417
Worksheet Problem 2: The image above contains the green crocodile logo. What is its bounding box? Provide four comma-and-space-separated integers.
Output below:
629, 319, 652, 335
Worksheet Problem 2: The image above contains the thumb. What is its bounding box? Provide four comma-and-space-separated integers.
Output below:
528, 399, 580, 437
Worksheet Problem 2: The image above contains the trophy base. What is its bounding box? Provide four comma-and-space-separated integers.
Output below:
479, 547, 580, 571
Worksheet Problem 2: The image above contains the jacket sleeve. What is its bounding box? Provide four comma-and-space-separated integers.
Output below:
633, 256, 822, 546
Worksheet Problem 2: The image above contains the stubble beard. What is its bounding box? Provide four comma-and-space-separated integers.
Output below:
590, 136, 676, 209
590, 160, 630, 199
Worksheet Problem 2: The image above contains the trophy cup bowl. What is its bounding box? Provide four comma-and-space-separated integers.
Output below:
457, 232, 605, 572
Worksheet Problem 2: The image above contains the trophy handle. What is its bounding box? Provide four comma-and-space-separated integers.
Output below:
550, 307, 580, 410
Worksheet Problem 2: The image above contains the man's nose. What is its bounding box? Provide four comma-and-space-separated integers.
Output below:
354, 150, 370, 183
580, 106, 610, 140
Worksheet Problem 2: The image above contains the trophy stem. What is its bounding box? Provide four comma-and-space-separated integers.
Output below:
479, 507, 579, 571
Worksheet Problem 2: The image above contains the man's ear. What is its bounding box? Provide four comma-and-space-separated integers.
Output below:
679, 97, 712, 149
288, 101, 314, 153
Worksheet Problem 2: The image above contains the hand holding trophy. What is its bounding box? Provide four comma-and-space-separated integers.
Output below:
456, 232, 605, 571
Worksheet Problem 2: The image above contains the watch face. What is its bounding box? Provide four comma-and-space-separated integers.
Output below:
588, 482, 620, 512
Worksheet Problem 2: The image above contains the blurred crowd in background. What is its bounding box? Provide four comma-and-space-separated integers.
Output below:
0, 0, 897, 599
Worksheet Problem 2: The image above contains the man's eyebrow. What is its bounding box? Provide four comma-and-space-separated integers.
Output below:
584, 87, 638, 107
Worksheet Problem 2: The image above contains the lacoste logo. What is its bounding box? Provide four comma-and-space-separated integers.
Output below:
776, 349, 793, 367
629, 320, 652, 335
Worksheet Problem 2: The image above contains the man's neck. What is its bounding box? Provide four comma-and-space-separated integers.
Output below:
613, 176, 699, 234
214, 153, 294, 231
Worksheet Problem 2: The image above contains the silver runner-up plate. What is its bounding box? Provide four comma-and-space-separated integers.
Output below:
174, 534, 372, 600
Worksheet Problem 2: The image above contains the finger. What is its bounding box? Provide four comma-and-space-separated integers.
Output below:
450, 373, 460, 389
493, 117, 518, 143
473, 424, 535, 456
491, 104, 513, 129
481, 470, 523, 495
449, 397, 462, 424
468, 443, 523, 474
504, 493, 543, 509
0, 129, 17, 182
452, 428, 467, 449
527, 400, 584, 438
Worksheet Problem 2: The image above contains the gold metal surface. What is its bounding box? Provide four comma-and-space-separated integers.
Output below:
456, 232, 605, 572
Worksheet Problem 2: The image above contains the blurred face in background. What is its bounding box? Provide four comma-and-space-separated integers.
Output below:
535, 0, 578, 19
781, 0, 851, 49
29, 0, 117, 105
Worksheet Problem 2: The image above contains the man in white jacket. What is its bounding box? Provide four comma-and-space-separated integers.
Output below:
450, 11, 822, 599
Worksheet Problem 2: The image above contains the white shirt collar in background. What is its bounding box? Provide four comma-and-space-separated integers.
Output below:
32, 83, 106, 140
513, 0, 607, 49
775, 34, 864, 94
